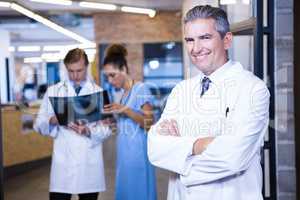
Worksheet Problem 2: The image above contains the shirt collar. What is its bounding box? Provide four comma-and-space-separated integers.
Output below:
206, 60, 234, 84
65, 76, 88, 88
192, 60, 243, 87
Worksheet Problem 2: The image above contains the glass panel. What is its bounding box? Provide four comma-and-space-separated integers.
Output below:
264, 127, 269, 142
144, 78, 182, 91
143, 42, 184, 117
143, 42, 183, 90
229, 35, 254, 72
263, 35, 269, 85
222, 0, 254, 24
264, 149, 271, 197
264, 0, 268, 27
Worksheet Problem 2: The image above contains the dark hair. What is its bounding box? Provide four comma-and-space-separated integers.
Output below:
184, 5, 230, 39
64, 48, 89, 67
103, 44, 128, 73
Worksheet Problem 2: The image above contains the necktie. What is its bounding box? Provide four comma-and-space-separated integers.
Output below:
200, 76, 211, 97
74, 85, 82, 95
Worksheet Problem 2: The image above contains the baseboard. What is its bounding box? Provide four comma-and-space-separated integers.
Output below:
4, 157, 51, 180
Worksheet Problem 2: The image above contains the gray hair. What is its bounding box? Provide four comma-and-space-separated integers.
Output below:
184, 5, 230, 39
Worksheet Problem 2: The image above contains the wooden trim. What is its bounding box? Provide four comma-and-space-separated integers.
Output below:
0, 97, 4, 200
230, 17, 256, 35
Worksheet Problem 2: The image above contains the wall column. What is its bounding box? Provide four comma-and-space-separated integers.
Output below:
0, 30, 10, 103
275, 1, 296, 200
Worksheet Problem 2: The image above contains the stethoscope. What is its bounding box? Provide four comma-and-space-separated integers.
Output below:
54, 76, 98, 97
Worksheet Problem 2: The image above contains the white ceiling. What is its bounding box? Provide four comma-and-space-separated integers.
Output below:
0, 0, 183, 14
0, 0, 183, 58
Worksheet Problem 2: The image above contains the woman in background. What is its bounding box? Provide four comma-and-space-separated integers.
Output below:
103, 44, 157, 200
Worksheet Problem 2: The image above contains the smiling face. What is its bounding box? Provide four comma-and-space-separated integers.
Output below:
184, 18, 232, 75
103, 63, 127, 89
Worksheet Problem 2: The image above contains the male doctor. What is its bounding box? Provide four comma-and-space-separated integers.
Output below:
34, 48, 111, 200
148, 5, 270, 200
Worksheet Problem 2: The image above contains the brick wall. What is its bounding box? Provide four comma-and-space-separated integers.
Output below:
93, 11, 182, 81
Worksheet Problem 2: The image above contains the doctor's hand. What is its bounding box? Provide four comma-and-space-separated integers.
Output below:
49, 116, 59, 125
103, 103, 129, 114
192, 137, 214, 155
68, 120, 91, 137
157, 119, 180, 137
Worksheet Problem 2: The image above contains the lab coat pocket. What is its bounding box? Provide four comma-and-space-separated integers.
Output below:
87, 145, 101, 165
52, 140, 67, 164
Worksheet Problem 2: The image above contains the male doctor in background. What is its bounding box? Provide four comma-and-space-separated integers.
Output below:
148, 5, 270, 200
34, 48, 111, 200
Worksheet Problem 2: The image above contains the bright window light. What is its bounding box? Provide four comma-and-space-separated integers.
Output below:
87, 55, 95, 62
79, 1, 117, 10
242, 0, 250, 4
85, 48, 96, 55
30, 0, 72, 6
9, 46, 15, 52
220, 0, 237, 5
18, 46, 41, 52
121, 6, 156, 18
24, 57, 43, 63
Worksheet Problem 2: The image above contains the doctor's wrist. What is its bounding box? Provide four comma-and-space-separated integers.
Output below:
192, 137, 214, 155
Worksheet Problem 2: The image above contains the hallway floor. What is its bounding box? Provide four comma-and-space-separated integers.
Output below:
4, 136, 169, 200
4, 162, 169, 200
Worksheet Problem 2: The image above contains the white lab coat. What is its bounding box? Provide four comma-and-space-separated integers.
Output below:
34, 78, 111, 194
148, 61, 270, 200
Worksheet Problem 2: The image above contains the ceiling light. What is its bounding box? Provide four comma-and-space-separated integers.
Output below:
24, 57, 43, 63
30, 0, 72, 6
44, 58, 61, 62
41, 52, 64, 60
10, 3, 94, 45
9, 46, 15, 52
220, 0, 237, 5
0, 1, 11, 7
165, 42, 175, 50
121, 6, 156, 18
18, 46, 41, 52
79, 1, 117, 10
43, 45, 65, 52
60, 43, 97, 52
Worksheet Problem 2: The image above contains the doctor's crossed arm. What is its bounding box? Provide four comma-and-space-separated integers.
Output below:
156, 119, 214, 155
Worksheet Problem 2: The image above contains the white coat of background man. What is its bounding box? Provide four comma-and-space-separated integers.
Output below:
34, 48, 111, 200
148, 5, 270, 200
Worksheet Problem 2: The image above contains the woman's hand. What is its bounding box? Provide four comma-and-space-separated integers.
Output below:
103, 103, 129, 114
